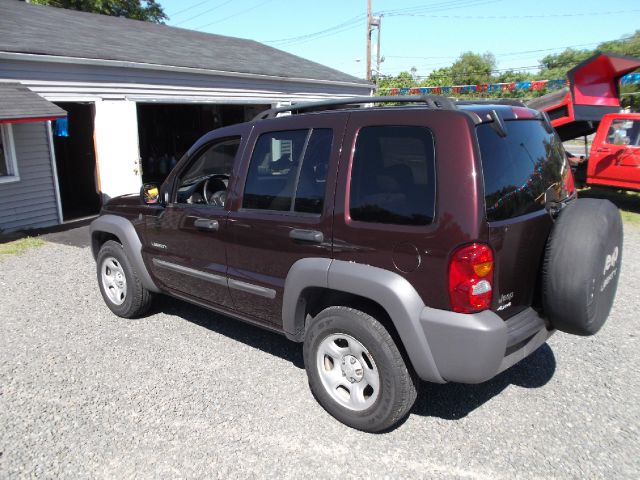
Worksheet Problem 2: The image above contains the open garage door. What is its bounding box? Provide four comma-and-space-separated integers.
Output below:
137, 103, 269, 184
52, 102, 101, 220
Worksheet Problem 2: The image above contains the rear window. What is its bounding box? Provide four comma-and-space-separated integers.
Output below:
477, 120, 568, 222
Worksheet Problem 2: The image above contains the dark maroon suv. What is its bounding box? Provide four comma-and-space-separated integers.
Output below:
90, 96, 622, 432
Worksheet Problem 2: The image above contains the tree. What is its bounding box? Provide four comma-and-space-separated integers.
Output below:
449, 52, 496, 85
25, 0, 168, 23
421, 67, 453, 87
377, 71, 417, 90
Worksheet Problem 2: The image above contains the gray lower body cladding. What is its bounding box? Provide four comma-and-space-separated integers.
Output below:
420, 306, 552, 383
284, 258, 552, 385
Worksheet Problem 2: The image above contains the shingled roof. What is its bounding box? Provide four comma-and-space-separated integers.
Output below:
0, 82, 66, 122
0, 0, 368, 86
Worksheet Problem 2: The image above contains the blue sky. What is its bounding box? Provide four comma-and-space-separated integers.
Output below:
160, 0, 640, 81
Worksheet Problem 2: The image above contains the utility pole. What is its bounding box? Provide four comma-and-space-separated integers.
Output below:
366, 0, 382, 83
366, 0, 372, 82
375, 15, 382, 79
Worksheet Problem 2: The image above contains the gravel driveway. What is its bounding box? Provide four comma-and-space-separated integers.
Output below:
1, 226, 639, 479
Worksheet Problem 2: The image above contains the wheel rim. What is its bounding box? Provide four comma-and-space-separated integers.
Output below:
316, 333, 380, 411
101, 256, 127, 306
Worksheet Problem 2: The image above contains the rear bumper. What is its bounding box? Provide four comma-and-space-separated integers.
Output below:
418, 307, 553, 383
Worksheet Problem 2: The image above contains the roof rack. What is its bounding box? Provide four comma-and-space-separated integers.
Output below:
456, 99, 527, 107
252, 95, 458, 121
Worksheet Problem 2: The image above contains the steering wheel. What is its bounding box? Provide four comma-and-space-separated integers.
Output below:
203, 174, 230, 207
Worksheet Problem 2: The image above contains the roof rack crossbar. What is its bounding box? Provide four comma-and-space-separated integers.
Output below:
252, 95, 458, 121
456, 99, 527, 107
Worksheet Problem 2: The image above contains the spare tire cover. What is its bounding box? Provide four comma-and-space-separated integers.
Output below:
542, 198, 622, 336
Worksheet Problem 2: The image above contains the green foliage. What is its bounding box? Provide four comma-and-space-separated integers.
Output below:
449, 51, 496, 85
377, 70, 417, 90
495, 70, 536, 83
376, 31, 640, 104
420, 67, 452, 87
25, 0, 167, 23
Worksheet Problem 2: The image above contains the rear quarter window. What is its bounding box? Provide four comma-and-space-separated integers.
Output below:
349, 125, 436, 226
477, 120, 569, 222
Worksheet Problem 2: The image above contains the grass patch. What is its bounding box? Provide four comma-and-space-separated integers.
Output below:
578, 187, 640, 226
0, 237, 45, 256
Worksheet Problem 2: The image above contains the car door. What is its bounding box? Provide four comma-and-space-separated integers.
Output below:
589, 116, 640, 189
224, 113, 348, 326
142, 133, 246, 308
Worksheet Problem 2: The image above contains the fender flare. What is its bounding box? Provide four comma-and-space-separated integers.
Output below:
282, 258, 444, 383
90, 214, 160, 293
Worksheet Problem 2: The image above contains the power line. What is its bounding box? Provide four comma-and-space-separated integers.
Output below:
387, 38, 635, 61
261, 0, 501, 48
194, 0, 275, 30
262, 15, 365, 46
387, 9, 640, 19
379, 0, 501, 16
168, 0, 209, 18
172, 0, 234, 26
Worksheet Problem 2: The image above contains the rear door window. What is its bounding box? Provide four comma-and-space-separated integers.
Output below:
243, 128, 332, 213
477, 120, 568, 222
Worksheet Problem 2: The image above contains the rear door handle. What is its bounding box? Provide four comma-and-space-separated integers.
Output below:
289, 229, 323, 243
194, 218, 219, 231
596, 147, 611, 153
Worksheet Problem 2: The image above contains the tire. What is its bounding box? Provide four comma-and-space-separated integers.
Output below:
542, 198, 622, 336
303, 306, 417, 432
96, 240, 153, 318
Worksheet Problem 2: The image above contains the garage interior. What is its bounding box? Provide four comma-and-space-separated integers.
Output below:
137, 103, 269, 184
52, 102, 101, 221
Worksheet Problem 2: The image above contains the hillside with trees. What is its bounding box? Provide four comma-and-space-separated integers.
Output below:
378, 31, 640, 107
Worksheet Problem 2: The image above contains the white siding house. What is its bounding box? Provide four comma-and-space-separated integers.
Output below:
0, 0, 372, 231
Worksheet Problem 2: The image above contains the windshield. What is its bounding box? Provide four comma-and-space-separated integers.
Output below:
477, 120, 570, 222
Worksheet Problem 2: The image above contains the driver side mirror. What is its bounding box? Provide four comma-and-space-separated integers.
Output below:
141, 183, 163, 205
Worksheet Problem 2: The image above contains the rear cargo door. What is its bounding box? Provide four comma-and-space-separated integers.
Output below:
477, 118, 573, 319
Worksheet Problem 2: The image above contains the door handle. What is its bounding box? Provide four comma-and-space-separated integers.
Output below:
289, 229, 323, 243
194, 218, 219, 231
596, 147, 610, 153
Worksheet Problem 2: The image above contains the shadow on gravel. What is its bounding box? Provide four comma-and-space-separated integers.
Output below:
411, 344, 556, 421
154, 296, 305, 369
153, 295, 555, 425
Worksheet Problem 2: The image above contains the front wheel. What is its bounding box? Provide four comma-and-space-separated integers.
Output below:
96, 240, 153, 318
303, 306, 417, 432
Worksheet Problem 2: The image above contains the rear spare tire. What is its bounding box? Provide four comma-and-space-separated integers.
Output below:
542, 198, 622, 336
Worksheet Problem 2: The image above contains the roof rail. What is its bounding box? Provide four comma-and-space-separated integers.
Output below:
252, 95, 458, 121
456, 99, 527, 107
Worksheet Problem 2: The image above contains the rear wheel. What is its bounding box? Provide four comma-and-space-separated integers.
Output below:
96, 240, 153, 318
303, 306, 417, 432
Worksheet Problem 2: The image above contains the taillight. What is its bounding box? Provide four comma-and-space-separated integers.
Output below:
448, 243, 494, 313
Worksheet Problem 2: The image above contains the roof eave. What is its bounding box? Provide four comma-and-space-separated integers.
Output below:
0, 51, 373, 90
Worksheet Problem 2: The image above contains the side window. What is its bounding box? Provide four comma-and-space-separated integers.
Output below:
175, 136, 240, 204
243, 129, 332, 213
0, 124, 19, 182
605, 120, 640, 147
350, 126, 435, 226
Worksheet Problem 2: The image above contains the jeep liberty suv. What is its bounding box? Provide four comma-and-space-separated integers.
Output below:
91, 96, 622, 432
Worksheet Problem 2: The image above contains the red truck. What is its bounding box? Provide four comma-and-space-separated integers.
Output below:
528, 53, 640, 190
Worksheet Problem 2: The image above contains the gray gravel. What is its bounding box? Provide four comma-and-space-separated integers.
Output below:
1, 226, 639, 479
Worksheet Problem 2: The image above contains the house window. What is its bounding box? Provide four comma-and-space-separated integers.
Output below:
0, 124, 19, 183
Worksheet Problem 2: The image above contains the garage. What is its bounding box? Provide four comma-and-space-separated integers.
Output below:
137, 104, 268, 184
0, 1, 371, 232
